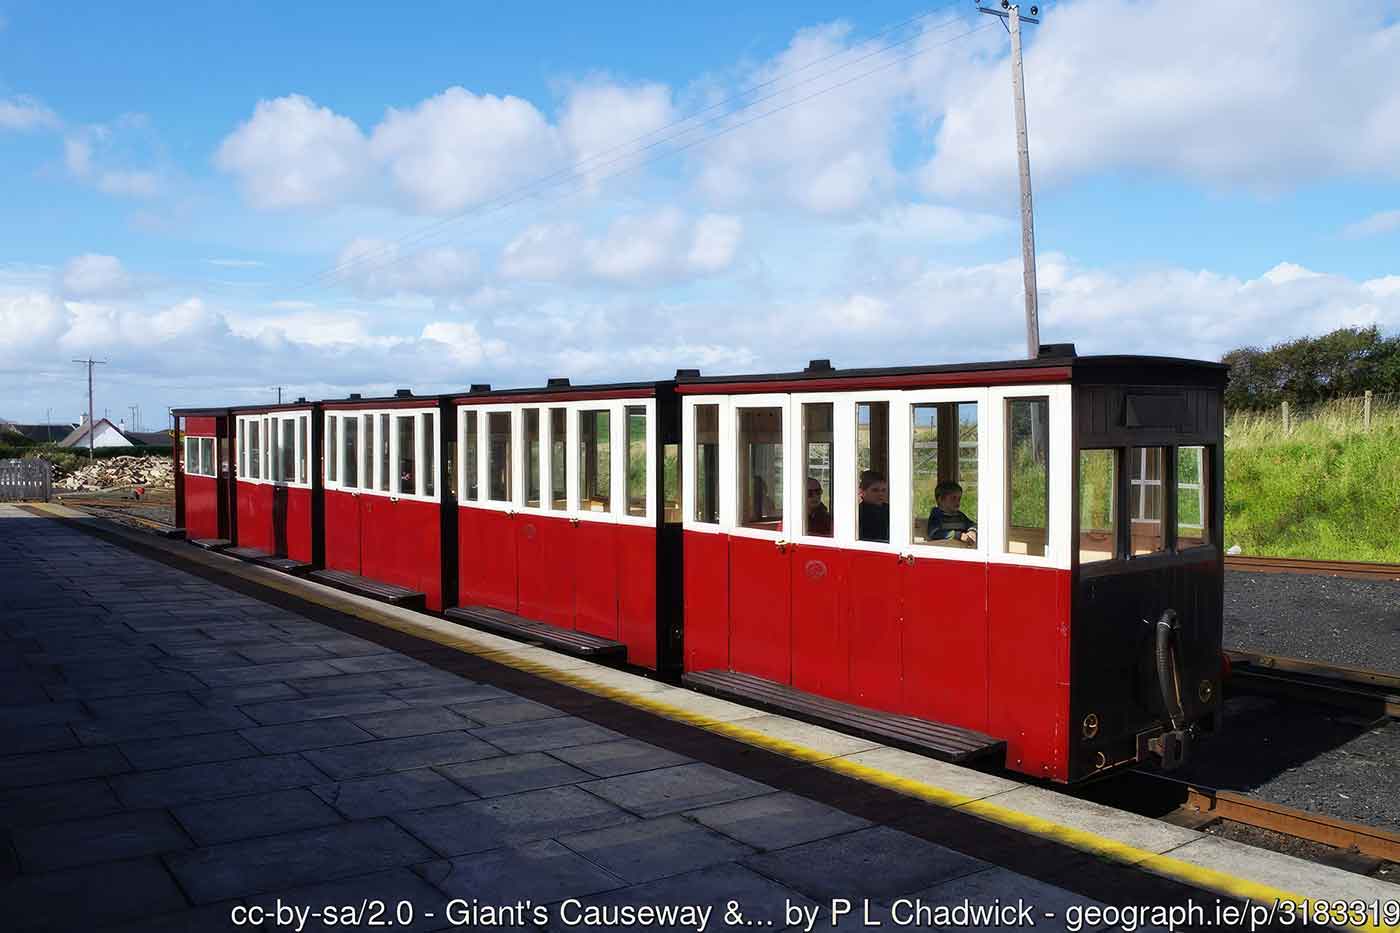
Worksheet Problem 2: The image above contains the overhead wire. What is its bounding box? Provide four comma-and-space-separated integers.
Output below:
305, 0, 972, 287
306, 17, 999, 290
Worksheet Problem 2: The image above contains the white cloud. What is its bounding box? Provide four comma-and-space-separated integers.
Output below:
1343, 209, 1400, 238
332, 237, 479, 296
0, 95, 59, 132
60, 254, 136, 298
420, 320, 506, 365
206, 258, 267, 268
215, 94, 371, 209
687, 214, 744, 272
922, 0, 1400, 199
499, 222, 584, 282
0, 290, 69, 359
864, 203, 1013, 244
558, 80, 675, 185
64, 122, 164, 199
369, 87, 564, 215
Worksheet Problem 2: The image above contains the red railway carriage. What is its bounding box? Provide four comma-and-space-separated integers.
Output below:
230, 404, 319, 566
173, 410, 232, 543
449, 380, 683, 671
320, 393, 452, 610
675, 349, 1225, 783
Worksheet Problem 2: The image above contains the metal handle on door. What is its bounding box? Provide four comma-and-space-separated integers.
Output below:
899, 553, 915, 566
569, 517, 580, 527
775, 538, 789, 553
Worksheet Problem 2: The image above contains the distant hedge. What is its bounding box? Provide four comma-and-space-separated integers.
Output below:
0, 444, 172, 462
1223, 325, 1400, 410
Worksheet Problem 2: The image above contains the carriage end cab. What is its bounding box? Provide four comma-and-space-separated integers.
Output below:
676, 349, 1226, 783
321, 393, 451, 610
232, 403, 318, 566
451, 380, 682, 672
173, 409, 232, 544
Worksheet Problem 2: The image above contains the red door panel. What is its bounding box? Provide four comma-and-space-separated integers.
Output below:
988, 564, 1071, 781
574, 521, 619, 640
789, 544, 850, 701
235, 482, 271, 552
617, 524, 657, 670
284, 487, 313, 564
683, 531, 729, 672
517, 515, 573, 629
900, 557, 989, 730
323, 489, 360, 575
359, 494, 384, 581
459, 508, 517, 613
184, 475, 220, 540
728, 535, 791, 684
843, 550, 902, 710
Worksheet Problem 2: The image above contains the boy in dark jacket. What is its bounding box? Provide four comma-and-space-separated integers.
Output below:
927, 480, 977, 545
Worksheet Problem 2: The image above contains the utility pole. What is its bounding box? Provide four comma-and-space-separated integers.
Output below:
129, 405, 139, 432
979, 0, 1042, 359
72, 357, 108, 461
274, 386, 283, 405
45, 408, 53, 443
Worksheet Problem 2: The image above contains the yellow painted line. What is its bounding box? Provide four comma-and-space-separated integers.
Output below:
31, 505, 1395, 933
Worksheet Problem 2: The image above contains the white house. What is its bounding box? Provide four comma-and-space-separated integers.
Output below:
58, 417, 137, 449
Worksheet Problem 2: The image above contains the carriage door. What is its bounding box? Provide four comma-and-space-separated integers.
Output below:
728, 395, 793, 684
573, 405, 621, 640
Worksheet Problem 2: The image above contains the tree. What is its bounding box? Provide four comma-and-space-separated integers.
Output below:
1222, 326, 1400, 409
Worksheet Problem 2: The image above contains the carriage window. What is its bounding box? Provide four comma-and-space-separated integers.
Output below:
626, 406, 647, 517
200, 437, 215, 477
523, 408, 541, 508
1177, 446, 1210, 549
663, 444, 681, 523
248, 420, 261, 479
298, 416, 309, 484
327, 417, 338, 484
281, 418, 296, 484
185, 437, 197, 476
421, 413, 435, 497
265, 417, 273, 478
694, 405, 719, 524
463, 411, 479, 500
911, 402, 978, 547
1130, 447, 1165, 555
578, 410, 611, 512
397, 415, 416, 495
343, 417, 358, 487
738, 407, 783, 530
237, 427, 247, 477
488, 411, 512, 502
549, 408, 566, 510
856, 402, 889, 542
1079, 449, 1117, 563
1006, 397, 1049, 556
378, 414, 391, 492
802, 403, 833, 538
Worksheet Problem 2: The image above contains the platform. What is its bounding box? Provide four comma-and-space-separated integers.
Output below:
3, 502, 1394, 933
223, 546, 311, 577
445, 605, 627, 660
685, 670, 1005, 765
307, 568, 426, 610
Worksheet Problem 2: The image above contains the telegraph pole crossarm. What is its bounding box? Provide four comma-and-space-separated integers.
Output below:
978, 0, 1042, 359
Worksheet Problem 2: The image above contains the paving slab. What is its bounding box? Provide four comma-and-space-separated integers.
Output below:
559, 814, 754, 883
252, 868, 452, 933
0, 744, 130, 790
0, 701, 90, 728
392, 785, 636, 857
836, 746, 1023, 801
72, 707, 256, 745
471, 715, 625, 753
0, 856, 188, 932
173, 787, 345, 845
287, 671, 403, 696
236, 643, 334, 663
389, 683, 511, 707
110, 752, 329, 808
312, 768, 480, 819
744, 825, 989, 903
734, 714, 884, 758
351, 706, 479, 739
82, 691, 204, 718
548, 738, 694, 777
91, 900, 249, 933
1164, 835, 1400, 904
165, 817, 435, 903
326, 653, 434, 674
976, 785, 1202, 854
11, 808, 192, 872
46, 670, 206, 700
239, 692, 412, 725
436, 751, 593, 797
419, 838, 624, 905
452, 696, 568, 725
194, 659, 345, 687
884, 865, 1110, 927
303, 731, 502, 779
582, 762, 773, 818
0, 777, 126, 829
239, 717, 376, 754
118, 730, 261, 769
191, 682, 302, 706
0, 724, 78, 756
685, 790, 872, 851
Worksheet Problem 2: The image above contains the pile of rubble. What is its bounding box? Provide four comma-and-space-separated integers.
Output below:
54, 455, 175, 491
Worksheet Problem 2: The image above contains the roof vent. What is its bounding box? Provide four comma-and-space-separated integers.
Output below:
805, 359, 834, 373
546, 377, 570, 388
394, 388, 413, 398
1037, 343, 1077, 358
675, 368, 700, 379
469, 383, 491, 393
295, 397, 307, 404
348, 393, 362, 400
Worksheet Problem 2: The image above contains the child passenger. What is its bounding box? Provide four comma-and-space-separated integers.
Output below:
927, 481, 977, 545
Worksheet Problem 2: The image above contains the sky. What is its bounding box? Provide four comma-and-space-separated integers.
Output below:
2, 0, 1399, 427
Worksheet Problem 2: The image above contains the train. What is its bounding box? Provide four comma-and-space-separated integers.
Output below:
173, 344, 1226, 783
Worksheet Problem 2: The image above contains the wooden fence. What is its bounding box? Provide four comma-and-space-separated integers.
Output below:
0, 459, 52, 502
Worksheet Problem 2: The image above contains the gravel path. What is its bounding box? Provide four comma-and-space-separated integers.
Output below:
1225, 570, 1400, 673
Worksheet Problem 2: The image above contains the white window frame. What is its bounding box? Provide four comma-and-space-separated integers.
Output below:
237, 411, 313, 489
682, 396, 730, 535
988, 384, 1071, 570
726, 393, 789, 543
320, 407, 439, 502
1130, 445, 1165, 523
789, 392, 853, 547
183, 435, 217, 478
1176, 445, 1207, 539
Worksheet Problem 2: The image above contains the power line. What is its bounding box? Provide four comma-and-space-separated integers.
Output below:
308, 4, 978, 288
71, 357, 108, 461
310, 19, 997, 290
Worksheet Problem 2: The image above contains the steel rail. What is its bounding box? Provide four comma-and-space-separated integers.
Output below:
1225, 554, 1400, 581
1224, 650, 1400, 719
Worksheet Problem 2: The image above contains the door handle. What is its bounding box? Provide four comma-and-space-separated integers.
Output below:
899, 552, 915, 566
569, 517, 580, 527
775, 538, 789, 553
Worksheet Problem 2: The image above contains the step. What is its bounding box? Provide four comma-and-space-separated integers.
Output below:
444, 606, 626, 660
189, 538, 231, 551
225, 546, 272, 562
307, 569, 426, 610
257, 555, 312, 575
683, 669, 1006, 765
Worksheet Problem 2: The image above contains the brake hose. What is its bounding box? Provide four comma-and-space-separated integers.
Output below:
1154, 608, 1187, 732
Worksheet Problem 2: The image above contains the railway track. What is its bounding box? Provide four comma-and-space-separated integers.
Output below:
1225, 554, 1400, 581
1225, 649, 1400, 720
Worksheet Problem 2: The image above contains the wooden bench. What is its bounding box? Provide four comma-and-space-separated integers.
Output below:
444, 605, 627, 660
189, 538, 231, 551
307, 569, 427, 611
225, 546, 272, 562
683, 670, 1006, 765
256, 556, 312, 575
